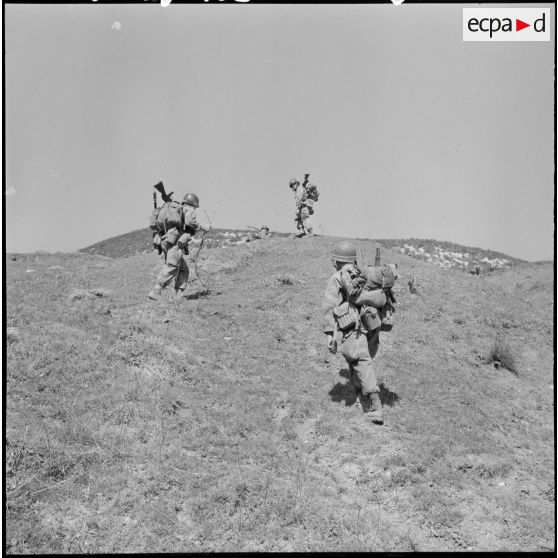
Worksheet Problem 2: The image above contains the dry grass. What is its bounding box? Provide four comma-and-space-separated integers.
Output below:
5, 235, 555, 553
487, 339, 519, 374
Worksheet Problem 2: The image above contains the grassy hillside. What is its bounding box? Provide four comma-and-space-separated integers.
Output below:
78, 227, 291, 258
78, 227, 528, 274
5, 235, 555, 552
376, 238, 527, 271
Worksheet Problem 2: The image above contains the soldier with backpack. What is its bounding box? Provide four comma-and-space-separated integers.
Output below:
322, 241, 396, 424
147, 192, 211, 300
289, 174, 319, 236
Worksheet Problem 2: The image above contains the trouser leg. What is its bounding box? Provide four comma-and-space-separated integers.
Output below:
175, 263, 190, 292
156, 245, 185, 289
156, 263, 178, 289
340, 331, 379, 396
300, 207, 313, 235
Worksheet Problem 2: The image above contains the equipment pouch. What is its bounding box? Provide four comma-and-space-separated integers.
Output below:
165, 227, 180, 246
379, 301, 395, 332
150, 207, 162, 232
354, 288, 386, 309
333, 302, 358, 332
360, 305, 381, 331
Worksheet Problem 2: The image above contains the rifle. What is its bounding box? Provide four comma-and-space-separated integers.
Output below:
302, 173, 310, 188
154, 181, 174, 203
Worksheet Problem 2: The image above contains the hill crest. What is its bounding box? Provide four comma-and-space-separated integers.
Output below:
76, 227, 528, 273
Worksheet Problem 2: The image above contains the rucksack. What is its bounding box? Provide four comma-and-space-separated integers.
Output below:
340, 263, 398, 331
151, 201, 184, 234
357, 263, 396, 292
306, 183, 319, 202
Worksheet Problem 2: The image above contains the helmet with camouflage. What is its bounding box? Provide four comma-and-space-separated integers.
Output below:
289, 178, 299, 189
332, 241, 357, 263
182, 193, 199, 208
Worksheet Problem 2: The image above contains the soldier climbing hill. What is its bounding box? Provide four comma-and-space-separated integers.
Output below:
148, 185, 211, 300
289, 173, 319, 237
322, 241, 398, 424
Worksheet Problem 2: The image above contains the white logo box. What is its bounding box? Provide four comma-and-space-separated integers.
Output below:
463, 8, 551, 41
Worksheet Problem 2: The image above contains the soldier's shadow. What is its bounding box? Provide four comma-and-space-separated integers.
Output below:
328, 369, 400, 407
329, 372, 358, 407
378, 381, 400, 407
183, 289, 212, 300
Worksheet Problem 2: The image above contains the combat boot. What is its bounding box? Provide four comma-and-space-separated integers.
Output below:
147, 284, 162, 300
367, 392, 384, 424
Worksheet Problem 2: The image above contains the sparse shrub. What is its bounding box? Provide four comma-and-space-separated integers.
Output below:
89, 288, 112, 298
69, 288, 111, 301
276, 274, 294, 286
487, 339, 518, 374
69, 289, 91, 301
261, 274, 297, 288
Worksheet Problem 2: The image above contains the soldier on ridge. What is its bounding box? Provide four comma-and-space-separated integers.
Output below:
289, 176, 315, 237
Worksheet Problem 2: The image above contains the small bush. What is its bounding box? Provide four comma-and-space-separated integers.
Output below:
487, 339, 518, 374
69, 288, 111, 301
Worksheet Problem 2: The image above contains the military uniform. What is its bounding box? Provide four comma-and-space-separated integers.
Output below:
148, 193, 210, 300
322, 241, 384, 423
293, 183, 314, 236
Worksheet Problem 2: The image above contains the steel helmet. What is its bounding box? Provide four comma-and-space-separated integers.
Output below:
332, 241, 357, 263
289, 178, 299, 188
182, 193, 199, 208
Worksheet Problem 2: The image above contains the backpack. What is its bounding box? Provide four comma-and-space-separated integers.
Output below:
306, 183, 319, 202
357, 263, 396, 292
340, 263, 398, 331
152, 201, 184, 234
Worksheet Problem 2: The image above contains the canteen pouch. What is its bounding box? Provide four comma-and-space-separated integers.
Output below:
360, 305, 381, 331
164, 227, 180, 246
333, 302, 358, 332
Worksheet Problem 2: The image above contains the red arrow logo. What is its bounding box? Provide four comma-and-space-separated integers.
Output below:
516, 19, 530, 31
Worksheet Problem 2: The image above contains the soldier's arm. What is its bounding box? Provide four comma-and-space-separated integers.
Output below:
186, 208, 212, 233
322, 274, 342, 335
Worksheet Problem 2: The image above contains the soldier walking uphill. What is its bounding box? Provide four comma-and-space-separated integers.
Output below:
289, 174, 319, 236
148, 193, 211, 300
322, 241, 386, 424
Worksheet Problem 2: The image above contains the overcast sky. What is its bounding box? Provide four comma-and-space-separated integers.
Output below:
4, 2, 555, 261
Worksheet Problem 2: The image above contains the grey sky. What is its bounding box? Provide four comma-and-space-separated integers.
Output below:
5, 3, 555, 261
